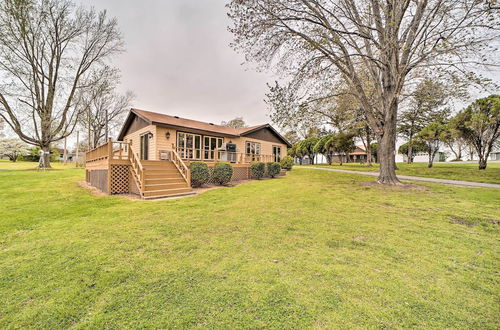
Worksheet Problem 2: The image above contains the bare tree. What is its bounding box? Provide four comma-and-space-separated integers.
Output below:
228, 0, 499, 184
79, 67, 134, 149
221, 117, 248, 129
0, 0, 123, 167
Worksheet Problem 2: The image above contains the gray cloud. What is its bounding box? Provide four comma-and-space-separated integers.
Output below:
78, 0, 275, 126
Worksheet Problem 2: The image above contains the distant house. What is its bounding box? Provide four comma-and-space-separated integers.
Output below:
57, 148, 76, 162
297, 145, 369, 164
85, 108, 291, 199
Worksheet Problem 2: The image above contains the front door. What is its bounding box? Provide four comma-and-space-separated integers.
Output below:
273, 146, 282, 162
140, 134, 149, 160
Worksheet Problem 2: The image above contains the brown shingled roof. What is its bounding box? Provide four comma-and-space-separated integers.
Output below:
132, 108, 241, 136
117, 108, 292, 147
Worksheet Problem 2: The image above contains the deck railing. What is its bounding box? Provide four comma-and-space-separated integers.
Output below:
85, 139, 130, 163
129, 145, 145, 193
171, 148, 190, 185
174, 147, 277, 164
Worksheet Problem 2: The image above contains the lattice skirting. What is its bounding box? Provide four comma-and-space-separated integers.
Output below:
87, 169, 108, 193
206, 165, 251, 184
110, 165, 130, 194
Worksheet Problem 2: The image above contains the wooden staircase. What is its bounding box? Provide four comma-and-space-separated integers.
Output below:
140, 160, 193, 199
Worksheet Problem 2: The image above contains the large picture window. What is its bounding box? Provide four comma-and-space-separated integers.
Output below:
177, 132, 202, 159
203, 136, 223, 160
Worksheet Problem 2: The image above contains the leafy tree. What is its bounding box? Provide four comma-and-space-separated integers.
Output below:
415, 122, 447, 168
333, 133, 356, 165
313, 135, 334, 165
297, 137, 319, 165
0, 139, 29, 162
287, 144, 303, 164
0, 0, 123, 168
398, 141, 427, 163
228, 0, 498, 185
398, 79, 450, 164
440, 124, 467, 161
452, 95, 500, 169
221, 117, 247, 129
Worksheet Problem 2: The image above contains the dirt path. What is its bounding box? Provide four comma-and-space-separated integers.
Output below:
297, 166, 500, 189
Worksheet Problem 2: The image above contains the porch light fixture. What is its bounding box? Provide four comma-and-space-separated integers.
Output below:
166, 132, 171, 139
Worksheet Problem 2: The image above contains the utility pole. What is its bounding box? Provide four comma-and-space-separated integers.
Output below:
76, 131, 80, 167
105, 107, 109, 141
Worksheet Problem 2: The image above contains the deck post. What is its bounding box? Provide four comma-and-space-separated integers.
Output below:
107, 138, 112, 195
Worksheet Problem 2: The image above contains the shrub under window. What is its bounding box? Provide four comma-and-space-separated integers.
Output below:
280, 155, 294, 171
251, 162, 265, 179
212, 162, 233, 185
266, 162, 281, 178
189, 161, 210, 187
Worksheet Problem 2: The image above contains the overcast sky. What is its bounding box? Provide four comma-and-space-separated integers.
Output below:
77, 0, 275, 127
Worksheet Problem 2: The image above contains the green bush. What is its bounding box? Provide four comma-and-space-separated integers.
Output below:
189, 161, 210, 187
251, 162, 265, 179
211, 162, 233, 185
280, 156, 294, 170
266, 162, 281, 178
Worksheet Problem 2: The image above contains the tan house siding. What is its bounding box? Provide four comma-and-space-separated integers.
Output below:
123, 124, 157, 160
155, 126, 177, 154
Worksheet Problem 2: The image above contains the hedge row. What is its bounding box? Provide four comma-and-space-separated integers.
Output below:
190, 160, 287, 187
189, 161, 233, 187
250, 162, 282, 179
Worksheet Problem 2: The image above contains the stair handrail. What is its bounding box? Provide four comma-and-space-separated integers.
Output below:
128, 145, 145, 193
171, 148, 191, 186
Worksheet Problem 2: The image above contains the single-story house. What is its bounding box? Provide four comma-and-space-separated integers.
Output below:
85, 108, 291, 199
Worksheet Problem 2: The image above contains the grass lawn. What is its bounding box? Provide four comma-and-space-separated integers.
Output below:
301, 161, 500, 184
0, 161, 499, 328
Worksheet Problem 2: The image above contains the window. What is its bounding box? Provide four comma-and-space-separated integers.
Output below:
177, 132, 202, 159
246, 141, 261, 155
246, 141, 261, 161
203, 136, 223, 160
272, 146, 282, 162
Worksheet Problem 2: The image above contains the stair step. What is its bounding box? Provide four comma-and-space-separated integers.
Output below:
145, 173, 183, 179
145, 168, 179, 173
144, 183, 189, 190
143, 163, 177, 169
145, 178, 185, 184
143, 187, 193, 198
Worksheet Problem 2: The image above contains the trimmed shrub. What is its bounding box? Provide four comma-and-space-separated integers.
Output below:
266, 162, 281, 178
280, 156, 294, 170
189, 161, 210, 187
212, 162, 233, 185
251, 162, 265, 179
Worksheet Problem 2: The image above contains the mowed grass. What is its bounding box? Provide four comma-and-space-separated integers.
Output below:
302, 161, 500, 184
0, 161, 499, 328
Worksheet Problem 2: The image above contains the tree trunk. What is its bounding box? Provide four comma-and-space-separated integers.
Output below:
407, 133, 414, 164
478, 156, 487, 170
428, 153, 433, 168
39, 145, 52, 168
376, 105, 401, 185
365, 130, 372, 167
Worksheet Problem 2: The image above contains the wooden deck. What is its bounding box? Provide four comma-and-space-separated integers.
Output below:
85, 140, 277, 198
